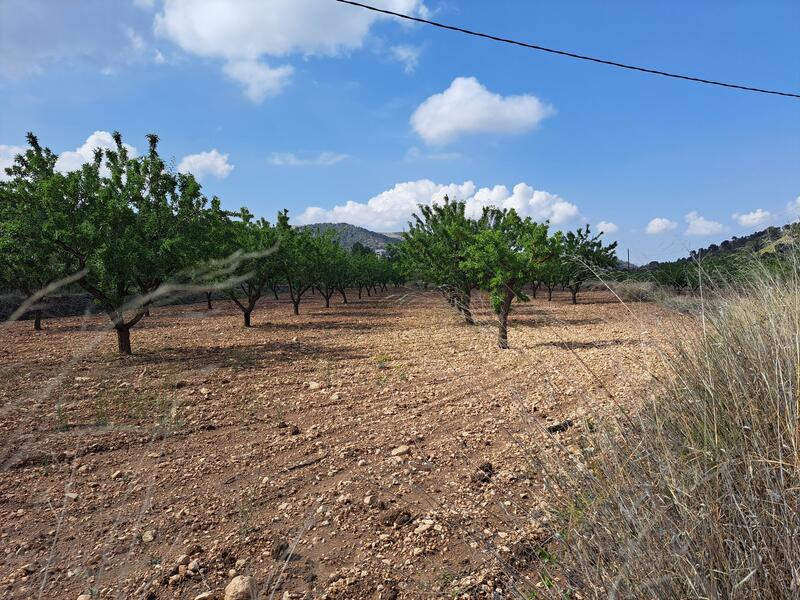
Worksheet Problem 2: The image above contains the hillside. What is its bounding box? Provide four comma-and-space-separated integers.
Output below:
300, 222, 401, 251
688, 222, 800, 261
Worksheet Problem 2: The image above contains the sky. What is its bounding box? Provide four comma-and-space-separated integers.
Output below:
0, 0, 798, 263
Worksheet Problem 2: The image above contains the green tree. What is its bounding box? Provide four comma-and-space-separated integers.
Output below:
0, 138, 68, 330
222, 208, 279, 327
2, 132, 208, 354
315, 232, 349, 308
401, 197, 479, 324
462, 208, 549, 349
559, 225, 618, 304
276, 210, 318, 315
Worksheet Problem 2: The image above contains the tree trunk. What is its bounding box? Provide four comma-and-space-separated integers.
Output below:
531, 282, 539, 299
324, 295, 330, 308
366, 286, 371, 297
461, 289, 474, 325
243, 310, 252, 327
547, 286, 553, 301
338, 288, 348, 304
206, 291, 213, 310
33, 310, 43, 331
292, 301, 300, 315
570, 285, 579, 305
116, 326, 132, 355
497, 290, 514, 349
358, 285, 363, 299
272, 285, 279, 300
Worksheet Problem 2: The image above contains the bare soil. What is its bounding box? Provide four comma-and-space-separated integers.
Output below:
0, 288, 672, 599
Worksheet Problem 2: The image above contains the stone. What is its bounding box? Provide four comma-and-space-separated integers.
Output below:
307, 381, 321, 390
225, 575, 256, 600
111, 470, 123, 479
77, 595, 91, 600
188, 559, 201, 572
142, 530, 156, 543
390, 445, 410, 457
177, 554, 190, 566
194, 592, 215, 600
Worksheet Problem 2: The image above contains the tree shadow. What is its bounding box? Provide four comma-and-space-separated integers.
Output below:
532, 339, 637, 350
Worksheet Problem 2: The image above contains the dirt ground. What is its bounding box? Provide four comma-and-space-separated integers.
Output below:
0, 288, 674, 599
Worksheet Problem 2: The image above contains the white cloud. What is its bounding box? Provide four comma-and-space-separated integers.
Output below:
153, 0, 426, 100
134, 0, 156, 9
390, 44, 420, 73
55, 131, 138, 173
410, 77, 555, 145
178, 149, 233, 179
296, 180, 579, 230
0, 144, 26, 181
222, 59, 294, 102
732, 208, 771, 228
596, 221, 618, 235
268, 152, 348, 167
684, 211, 723, 236
645, 217, 677, 235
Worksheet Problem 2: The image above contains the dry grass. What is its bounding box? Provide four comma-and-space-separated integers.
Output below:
541, 261, 800, 598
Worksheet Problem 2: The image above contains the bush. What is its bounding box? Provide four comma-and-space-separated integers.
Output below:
547, 262, 800, 598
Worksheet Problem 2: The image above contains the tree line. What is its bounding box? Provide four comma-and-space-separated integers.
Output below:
0, 133, 400, 354
399, 198, 617, 348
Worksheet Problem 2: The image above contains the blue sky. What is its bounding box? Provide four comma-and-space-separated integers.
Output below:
1, 0, 798, 262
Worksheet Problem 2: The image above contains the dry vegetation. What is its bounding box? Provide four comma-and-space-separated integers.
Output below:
0, 288, 672, 599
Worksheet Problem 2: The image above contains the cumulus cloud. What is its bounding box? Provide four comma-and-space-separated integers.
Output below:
296, 180, 579, 231
684, 211, 723, 236
222, 60, 294, 102
596, 221, 618, 235
732, 208, 771, 228
390, 44, 420, 73
410, 77, 555, 145
178, 149, 233, 179
55, 131, 138, 173
0, 144, 26, 181
153, 0, 426, 101
268, 152, 348, 167
645, 217, 677, 235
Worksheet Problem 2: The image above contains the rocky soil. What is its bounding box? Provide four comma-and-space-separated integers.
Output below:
0, 288, 673, 599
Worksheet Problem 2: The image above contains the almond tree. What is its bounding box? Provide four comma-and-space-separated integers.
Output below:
3, 132, 208, 354
222, 207, 279, 327
401, 197, 479, 324
559, 225, 618, 304
276, 210, 318, 315
462, 208, 549, 349
0, 138, 68, 330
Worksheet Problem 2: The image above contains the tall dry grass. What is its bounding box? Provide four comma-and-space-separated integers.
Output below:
546, 260, 800, 598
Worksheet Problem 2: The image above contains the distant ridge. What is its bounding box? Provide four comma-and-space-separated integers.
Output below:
300, 222, 402, 251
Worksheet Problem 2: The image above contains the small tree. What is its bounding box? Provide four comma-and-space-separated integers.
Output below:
276, 210, 318, 315
462, 208, 549, 349
559, 225, 618, 304
315, 232, 349, 308
222, 208, 278, 327
3, 132, 208, 354
401, 197, 479, 324
0, 139, 68, 330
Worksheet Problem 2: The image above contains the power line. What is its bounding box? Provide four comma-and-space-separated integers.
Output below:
335, 0, 800, 99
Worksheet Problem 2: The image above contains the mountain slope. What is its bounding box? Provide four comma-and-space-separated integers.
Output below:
300, 222, 401, 250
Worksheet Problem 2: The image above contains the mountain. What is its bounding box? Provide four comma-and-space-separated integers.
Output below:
300, 223, 402, 251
